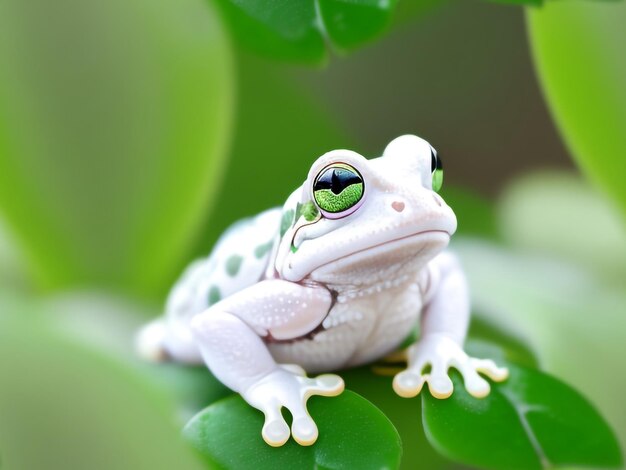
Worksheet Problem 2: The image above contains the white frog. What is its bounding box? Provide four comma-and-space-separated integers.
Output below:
137, 135, 508, 447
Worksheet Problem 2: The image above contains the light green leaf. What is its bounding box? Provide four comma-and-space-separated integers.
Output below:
0, 300, 206, 470
527, 1, 626, 218
0, 0, 234, 296
487, 0, 542, 6
183, 391, 402, 469
422, 364, 622, 469
42, 291, 232, 421
214, 0, 399, 62
498, 171, 626, 280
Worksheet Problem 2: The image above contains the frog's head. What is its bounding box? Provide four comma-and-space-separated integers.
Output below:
275, 135, 457, 286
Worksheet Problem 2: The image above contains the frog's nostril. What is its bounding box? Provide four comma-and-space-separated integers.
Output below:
432, 194, 442, 207
392, 201, 405, 212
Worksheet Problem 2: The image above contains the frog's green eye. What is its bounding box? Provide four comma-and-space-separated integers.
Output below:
430, 147, 444, 193
313, 163, 365, 219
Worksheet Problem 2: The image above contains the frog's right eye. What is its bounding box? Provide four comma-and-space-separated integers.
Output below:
430, 147, 444, 193
312, 163, 365, 219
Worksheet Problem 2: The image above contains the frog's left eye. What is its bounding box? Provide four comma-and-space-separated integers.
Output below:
430, 147, 444, 192
313, 163, 365, 219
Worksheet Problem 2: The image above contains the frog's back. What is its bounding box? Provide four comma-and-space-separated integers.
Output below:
166, 208, 281, 318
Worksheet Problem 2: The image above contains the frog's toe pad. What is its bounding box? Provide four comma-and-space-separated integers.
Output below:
392, 370, 426, 398
262, 417, 290, 447
291, 416, 318, 446
426, 373, 454, 399
462, 369, 491, 398
307, 374, 344, 397
471, 358, 509, 382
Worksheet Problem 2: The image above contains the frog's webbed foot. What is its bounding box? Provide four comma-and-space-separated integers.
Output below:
243, 367, 344, 447
392, 333, 508, 399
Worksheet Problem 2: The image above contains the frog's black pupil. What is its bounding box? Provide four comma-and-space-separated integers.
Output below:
314, 167, 362, 195
430, 148, 442, 173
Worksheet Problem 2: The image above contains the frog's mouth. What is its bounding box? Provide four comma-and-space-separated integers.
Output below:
307, 230, 450, 283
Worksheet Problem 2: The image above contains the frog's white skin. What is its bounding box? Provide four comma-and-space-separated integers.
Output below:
137, 135, 508, 447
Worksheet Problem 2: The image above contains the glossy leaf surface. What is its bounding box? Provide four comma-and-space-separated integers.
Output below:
184, 391, 401, 469
423, 364, 622, 470
215, 0, 399, 62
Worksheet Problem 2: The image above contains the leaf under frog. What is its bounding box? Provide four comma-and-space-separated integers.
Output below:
183, 390, 401, 470
422, 364, 622, 470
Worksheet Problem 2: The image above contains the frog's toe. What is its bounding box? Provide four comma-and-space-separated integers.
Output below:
261, 410, 290, 447
291, 415, 318, 446
304, 373, 344, 397
392, 370, 426, 398
471, 358, 509, 382
426, 371, 454, 399
459, 365, 491, 398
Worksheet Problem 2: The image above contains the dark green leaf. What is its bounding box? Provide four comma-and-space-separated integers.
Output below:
214, 0, 399, 62
422, 364, 622, 469
343, 367, 454, 470
183, 391, 401, 470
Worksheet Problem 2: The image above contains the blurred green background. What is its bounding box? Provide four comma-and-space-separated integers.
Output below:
0, 0, 625, 468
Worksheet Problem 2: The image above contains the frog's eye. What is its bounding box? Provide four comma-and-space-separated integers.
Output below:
312, 163, 365, 219
430, 147, 444, 193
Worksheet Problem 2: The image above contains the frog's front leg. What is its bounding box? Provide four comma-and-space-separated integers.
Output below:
393, 252, 508, 399
190, 280, 344, 447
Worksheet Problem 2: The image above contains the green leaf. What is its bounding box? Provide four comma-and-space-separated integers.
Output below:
467, 316, 538, 369
214, 0, 399, 62
423, 364, 622, 469
498, 171, 626, 280
527, 1, 626, 218
343, 367, 453, 470
0, 0, 234, 296
456, 237, 626, 455
341, 318, 538, 469
0, 299, 206, 470
41, 291, 232, 421
487, 0, 542, 6
183, 391, 402, 470
143, 363, 232, 421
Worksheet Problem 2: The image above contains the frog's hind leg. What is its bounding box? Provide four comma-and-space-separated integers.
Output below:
136, 259, 209, 364
136, 315, 204, 364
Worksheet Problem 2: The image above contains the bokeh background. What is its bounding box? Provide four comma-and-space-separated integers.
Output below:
0, 0, 625, 468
